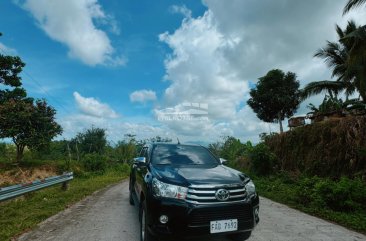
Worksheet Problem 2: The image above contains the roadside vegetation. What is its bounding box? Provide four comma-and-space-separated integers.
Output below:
0, 127, 171, 241
208, 136, 366, 233
0, 166, 129, 241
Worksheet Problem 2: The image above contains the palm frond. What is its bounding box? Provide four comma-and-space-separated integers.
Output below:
335, 24, 344, 39
343, 0, 366, 14
301, 80, 349, 100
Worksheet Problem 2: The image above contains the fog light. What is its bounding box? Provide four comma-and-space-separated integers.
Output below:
159, 215, 169, 224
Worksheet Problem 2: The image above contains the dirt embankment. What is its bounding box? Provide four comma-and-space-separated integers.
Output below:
0, 166, 57, 187
265, 116, 366, 178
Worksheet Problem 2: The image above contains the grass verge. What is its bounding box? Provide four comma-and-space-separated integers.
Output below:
0, 168, 128, 241
253, 175, 366, 234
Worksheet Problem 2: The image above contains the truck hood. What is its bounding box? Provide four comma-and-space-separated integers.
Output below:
151, 164, 245, 187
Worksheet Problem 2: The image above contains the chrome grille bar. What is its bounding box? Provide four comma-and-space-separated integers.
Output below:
186, 184, 247, 204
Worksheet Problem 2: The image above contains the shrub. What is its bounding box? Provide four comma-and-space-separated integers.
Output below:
111, 163, 130, 173
248, 143, 277, 176
295, 176, 366, 212
0, 142, 6, 162
82, 154, 107, 172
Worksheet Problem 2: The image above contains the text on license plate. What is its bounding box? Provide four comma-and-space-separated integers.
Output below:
210, 219, 238, 233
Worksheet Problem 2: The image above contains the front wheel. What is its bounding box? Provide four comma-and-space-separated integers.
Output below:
140, 201, 156, 241
228, 231, 252, 241
129, 190, 134, 205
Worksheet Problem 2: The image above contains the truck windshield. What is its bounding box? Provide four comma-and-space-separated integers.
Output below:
151, 145, 219, 166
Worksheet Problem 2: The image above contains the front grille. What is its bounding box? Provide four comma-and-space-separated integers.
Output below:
186, 184, 247, 204
189, 205, 253, 227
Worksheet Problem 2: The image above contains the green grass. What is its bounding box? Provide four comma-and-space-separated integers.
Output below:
0, 168, 128, 241
253, 175, 366, 234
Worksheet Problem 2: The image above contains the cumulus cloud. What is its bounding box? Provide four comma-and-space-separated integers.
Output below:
169, 5, 192, 18
156, 1, 366, 142
73, 91, 118, 118
130, 90, 157, 103
21, 0, 125, 66
59, 114, 174, 143
0, 42, 17, 55
159, 11, 248, 120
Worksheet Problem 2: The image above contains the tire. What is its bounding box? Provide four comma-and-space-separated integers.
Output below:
129, 178, 134, 205
140, 201, 156, 241
129, 190, 134, 205
228, 231, 252, 241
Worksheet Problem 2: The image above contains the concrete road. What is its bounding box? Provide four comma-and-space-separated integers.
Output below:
16, 181, 366, 241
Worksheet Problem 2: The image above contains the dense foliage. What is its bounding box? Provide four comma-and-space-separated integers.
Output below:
0, 34, 62, 162
71, 127, 107, 155
208, 136, 277, 176
264, 116, 366, 178
255, 174, 366, 232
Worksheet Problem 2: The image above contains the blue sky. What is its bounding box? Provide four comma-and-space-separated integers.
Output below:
0, 0, 365, 143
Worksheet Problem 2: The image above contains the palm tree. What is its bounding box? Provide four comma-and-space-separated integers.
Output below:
302, 21, 366, 103
301, 80, 354, 101
344, 0, 366, 14
341, 25, 366, 101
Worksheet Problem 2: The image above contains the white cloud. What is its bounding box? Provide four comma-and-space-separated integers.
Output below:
59, 114, 174, 143
21, 0, 125, 66
0, 42, 17, 55
169, 5, 192, 18
156, 1, 366, 142
130, 90, 157, 103
159, 10, 248, 120
73, 91, 118, 118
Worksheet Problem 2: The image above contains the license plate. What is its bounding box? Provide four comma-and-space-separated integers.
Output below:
210, 219, 238, 233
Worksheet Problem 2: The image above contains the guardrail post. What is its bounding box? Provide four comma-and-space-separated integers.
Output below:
61, 181, 69, 191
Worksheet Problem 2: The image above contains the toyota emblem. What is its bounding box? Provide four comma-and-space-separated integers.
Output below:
215, 189, 230, 201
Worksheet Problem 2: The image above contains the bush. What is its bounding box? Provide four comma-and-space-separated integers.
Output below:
295, 176, 366, 212
0, 142, 6, 162
248, 143, 277, 176
82, 154, 107, 172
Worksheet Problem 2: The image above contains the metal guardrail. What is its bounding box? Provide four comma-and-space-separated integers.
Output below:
0, 172, 73, 202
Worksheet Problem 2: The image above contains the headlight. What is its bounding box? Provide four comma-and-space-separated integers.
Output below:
245, 180, 256, 196
152, 178, 188, 200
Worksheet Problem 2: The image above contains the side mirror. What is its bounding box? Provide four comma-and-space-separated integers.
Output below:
219, 158, 228, 164
134, 157, 146, 165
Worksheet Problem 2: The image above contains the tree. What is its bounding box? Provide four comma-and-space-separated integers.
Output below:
221, 136, 245, 161
0, 38, 27, 102
72, 127, 107, 155
0, 34, 62, 162
115, 139, 137, 163
344, 0, 366, 14
247, 69, 300, 133
0, 99, 62, 162
304, 21, 366, 103
342, 25, 366, 102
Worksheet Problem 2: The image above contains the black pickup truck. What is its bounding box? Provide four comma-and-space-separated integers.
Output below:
129, 143, 259, 241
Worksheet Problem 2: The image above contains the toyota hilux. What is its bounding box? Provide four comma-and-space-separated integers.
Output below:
129, 143, 259, 241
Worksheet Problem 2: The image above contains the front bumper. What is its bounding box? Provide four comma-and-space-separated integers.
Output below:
146, 194, 260, 239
